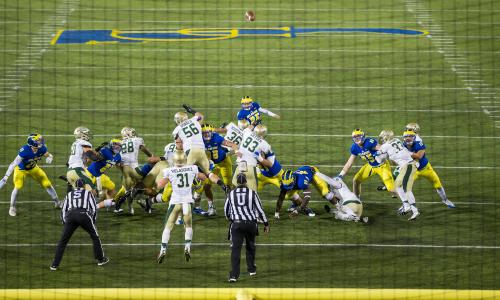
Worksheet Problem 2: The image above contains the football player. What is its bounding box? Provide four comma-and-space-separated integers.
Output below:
172, 109, 230, 196
201, 123, 238, 215
276, 166, 335, 218
84, 139, 122, 201
156, 151, 208, 264
403, 130, 455, 208
113, 127, 153, 214
0, 133, 60, 216
376, 130, 420, 220
319, 173, 367, 223
338, 129, 395, 198
221, 119, 249, 146
66, 127, 94, 191
237, 96, 280, 125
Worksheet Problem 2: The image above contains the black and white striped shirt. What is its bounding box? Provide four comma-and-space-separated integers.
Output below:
61, 188, 97, 223
224, 186, 268, 225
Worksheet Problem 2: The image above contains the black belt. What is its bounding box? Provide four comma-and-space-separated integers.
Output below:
233, 220, 256, 224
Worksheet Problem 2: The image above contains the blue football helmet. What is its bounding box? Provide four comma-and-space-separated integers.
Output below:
27, 133, 45, 148
281, 170, 295, 191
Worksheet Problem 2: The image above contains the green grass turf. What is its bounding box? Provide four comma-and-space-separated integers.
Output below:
0, 0, 499, 289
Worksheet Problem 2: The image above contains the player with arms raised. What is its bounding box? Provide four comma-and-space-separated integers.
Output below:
156, 151, 207, 263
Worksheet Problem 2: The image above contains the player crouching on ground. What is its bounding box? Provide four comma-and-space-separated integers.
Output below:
156, 151, 207, 264
318, 173, 368, 223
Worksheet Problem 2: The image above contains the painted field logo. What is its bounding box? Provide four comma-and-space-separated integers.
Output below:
51, 27, 428, 44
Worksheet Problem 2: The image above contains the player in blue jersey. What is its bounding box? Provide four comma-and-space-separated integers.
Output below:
237, 96, 281, 125
201, 123, 238, 215
275, 166, 335, 218
402, 130, 455, 208
0, 134, 60, 216
84, 139, 122, 202
339, 129, 395, 198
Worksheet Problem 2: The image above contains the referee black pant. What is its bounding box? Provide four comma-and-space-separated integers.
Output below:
229, 220, 257, 279
52, 208, 104, 267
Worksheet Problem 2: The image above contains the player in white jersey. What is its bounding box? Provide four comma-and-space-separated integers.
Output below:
156, 151, 207, 264
317, 173, 368, 223
222, 120, 248, 146
66, 127, 94, 191
233, 124, 272, 191
376, 130, 420, 221
114, 127, 153, 214
172, 110, 230, 196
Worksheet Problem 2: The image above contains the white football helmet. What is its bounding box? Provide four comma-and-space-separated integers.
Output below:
254, 125, 267, 138
405, 123, 421, 134
379, 130, 394, 144
121, 127, 137, 138
174, 112, 188, 125
74, 126, 92, 141
237, 119, 250, 130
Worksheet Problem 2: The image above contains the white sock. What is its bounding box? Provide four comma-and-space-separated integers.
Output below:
436, 187, 448, 202
154, 194, 162, 203
406, 191, 416, 205
208, 200, 214, 209
161, 227, 171, 248
324, 192, 334, 201
396, 187, 410, 209
185, 227, 193, 250
103, 199, 115, 208
45, 186, 59, 202
10, 188, 19, 207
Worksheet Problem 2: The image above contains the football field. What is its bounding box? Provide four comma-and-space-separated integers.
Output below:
1, 0, 499, 295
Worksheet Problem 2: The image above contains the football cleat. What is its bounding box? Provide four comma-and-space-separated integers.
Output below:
157, 250, 166, 264
192, 207, 208, 216
8, 206, 16, 217
249, 272, 257, 276
49, 266, 58, 271
304, 208, 315, 217
207, 207, 216, 216
97, 257, 109, 266
361, 217, 369, 223
175, 216, 184, 225
184, 249, 191, 262
408, 210, 420, 221
443, 199, 456, 208
287, 203, 298, 212
376, 185, 387, 191
228, 277, 237, 283
397, 204, 411, 215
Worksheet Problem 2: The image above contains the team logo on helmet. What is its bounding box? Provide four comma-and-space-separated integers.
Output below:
201, 123, 214, 141
240, 96, 253, 110
74, 127, 92, 141
27, 133, 45, 148
281, 170, 295, 191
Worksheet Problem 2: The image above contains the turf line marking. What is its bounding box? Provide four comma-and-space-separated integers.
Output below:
0, 107, 488, 114
9, 85, 489, 91
2, 8, 500, 12
1, 242, 499, 249
0, 0, 79, 108
405, 0, 499, 130
0, 164, 496, 170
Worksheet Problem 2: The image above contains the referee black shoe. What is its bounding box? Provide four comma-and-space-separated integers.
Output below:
97, 257, 109, 266
49, 265, 57, 271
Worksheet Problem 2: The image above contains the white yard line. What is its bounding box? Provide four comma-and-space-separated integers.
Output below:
405, 0, 499, 129
0, 107, 486, 114
7, 85, 483, 90
1, 8, 500, 12
0, 0, 80, 107
1, 242, 499, 250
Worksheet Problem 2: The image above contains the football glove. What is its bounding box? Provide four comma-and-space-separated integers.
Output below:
45, 154, 54, 164
274, 212, 280, 219
182, 104, 197, 115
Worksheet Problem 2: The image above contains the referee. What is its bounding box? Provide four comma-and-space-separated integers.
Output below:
50, 179, 108, 270
224, 173, 269, 283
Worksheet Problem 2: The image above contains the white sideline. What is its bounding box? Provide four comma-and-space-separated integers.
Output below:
1, 242, 499, 250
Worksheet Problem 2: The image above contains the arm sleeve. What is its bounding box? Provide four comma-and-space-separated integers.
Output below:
257, 107, 278, 118
253, 192, 268, 225
5, 155, 23, 177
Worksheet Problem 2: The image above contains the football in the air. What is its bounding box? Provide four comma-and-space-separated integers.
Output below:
245, 10, 255, 22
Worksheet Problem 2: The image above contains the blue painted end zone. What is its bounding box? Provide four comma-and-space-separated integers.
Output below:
295, 28, 425, 35
56, 30, 137, 44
